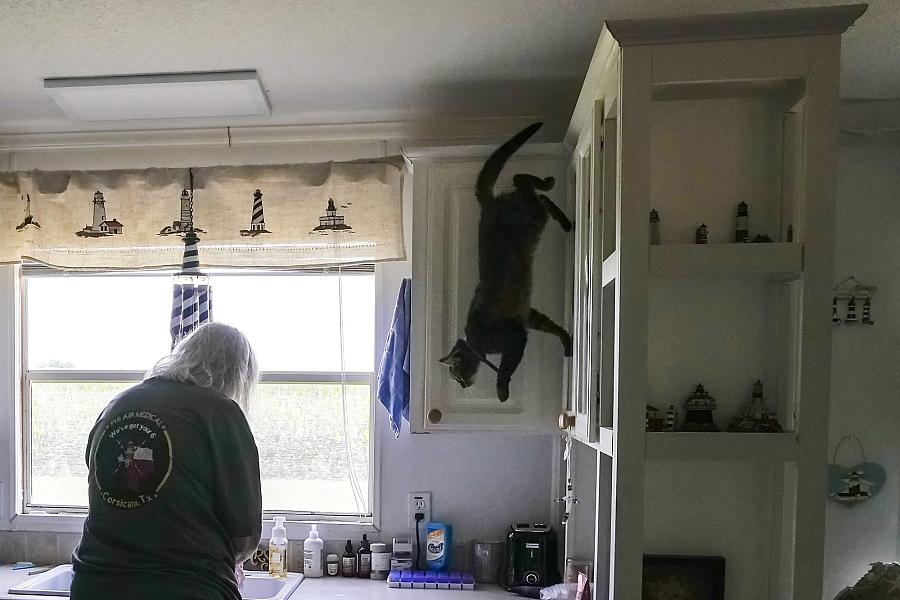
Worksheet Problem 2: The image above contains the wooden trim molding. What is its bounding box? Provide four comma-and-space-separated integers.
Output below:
605, 4, 868, 46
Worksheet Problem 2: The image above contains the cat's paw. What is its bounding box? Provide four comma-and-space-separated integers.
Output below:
560, 218, 573, 233
542, 176, 555, 190
497, 382, 510, 402
562, 334, 573, 357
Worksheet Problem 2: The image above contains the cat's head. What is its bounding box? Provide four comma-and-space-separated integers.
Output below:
439, 339, 481, 389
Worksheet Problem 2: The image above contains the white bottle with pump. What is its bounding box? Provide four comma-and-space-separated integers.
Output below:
303, 524, 325, 577
268, 517, 288, 579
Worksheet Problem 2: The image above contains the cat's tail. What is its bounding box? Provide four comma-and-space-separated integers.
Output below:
476, 121, 543, 204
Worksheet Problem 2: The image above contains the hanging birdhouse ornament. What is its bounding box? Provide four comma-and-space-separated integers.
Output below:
828, 435, 886, 506
833, 275, 876, 327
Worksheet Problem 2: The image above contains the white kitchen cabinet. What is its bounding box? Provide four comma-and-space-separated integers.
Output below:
559, 5, 865, 600
408, 146, 569, 433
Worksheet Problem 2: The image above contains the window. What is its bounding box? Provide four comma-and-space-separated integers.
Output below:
22, 267, 375, 520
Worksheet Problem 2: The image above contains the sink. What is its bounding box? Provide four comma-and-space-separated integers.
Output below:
8, 565, 304, 599
8, 566, 72, 597
241, 572, 304, 600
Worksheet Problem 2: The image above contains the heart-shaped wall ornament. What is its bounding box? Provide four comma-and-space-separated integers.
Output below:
828, 435, 886, 506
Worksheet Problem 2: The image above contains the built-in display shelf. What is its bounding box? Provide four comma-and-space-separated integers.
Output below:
649, 242, 802, 277
645, 431, 799, 462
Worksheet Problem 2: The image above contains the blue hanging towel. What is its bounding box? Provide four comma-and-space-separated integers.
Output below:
377, 278, 411, 437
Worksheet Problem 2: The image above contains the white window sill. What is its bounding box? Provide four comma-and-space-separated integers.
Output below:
8, 513, 86, 533
5, 513, 380, 540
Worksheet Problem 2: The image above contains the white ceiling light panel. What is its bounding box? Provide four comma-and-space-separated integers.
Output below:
44, 70, 271, 122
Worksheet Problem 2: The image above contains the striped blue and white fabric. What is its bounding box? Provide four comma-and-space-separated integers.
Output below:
169, 232, 213, 346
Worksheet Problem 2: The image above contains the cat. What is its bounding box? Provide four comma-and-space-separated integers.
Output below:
439, 122, 573, 402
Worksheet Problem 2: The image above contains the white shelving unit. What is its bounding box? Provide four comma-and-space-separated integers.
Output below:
558, 6, 866, 599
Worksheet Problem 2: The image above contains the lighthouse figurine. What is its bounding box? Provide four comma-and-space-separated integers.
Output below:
240, 189, 271, 237
695, 223, 709, 244
862, 298, 874, 325
649, 209, 661, 245
845, 297, 858, 323
735, 201, 749, 243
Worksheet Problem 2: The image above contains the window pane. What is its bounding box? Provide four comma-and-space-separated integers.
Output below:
212, 274, 375, 372
27, 276, 172, 370
248, 382, 371, 514
30, 381, 132, 507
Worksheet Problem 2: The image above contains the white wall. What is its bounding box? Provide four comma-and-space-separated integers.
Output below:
822, 133, 900, 599
0, 136, 558, 569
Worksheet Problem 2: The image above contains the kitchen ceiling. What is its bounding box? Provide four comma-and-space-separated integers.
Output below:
0, 0, 897, 136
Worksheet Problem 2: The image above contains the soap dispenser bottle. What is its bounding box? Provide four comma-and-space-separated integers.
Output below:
303, 524, 324, 578
268, 517, 288, 579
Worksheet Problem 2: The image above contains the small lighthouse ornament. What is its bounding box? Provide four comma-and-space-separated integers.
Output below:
240, 189, 271, 237
862, 298, 874, 325
845, 297, 858, 323
735, 201, 749, 243
649, 209, 661, 245
832, 297, 842, 327
695, 223, 709, 244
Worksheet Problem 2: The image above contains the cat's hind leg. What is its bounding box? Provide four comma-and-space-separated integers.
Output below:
528, 308, 573, 357
539, 195, 573, 233
496, 330, 527, 402
513, 174, 555, 191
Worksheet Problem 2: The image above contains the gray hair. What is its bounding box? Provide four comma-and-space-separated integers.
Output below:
145, 322, 259, 412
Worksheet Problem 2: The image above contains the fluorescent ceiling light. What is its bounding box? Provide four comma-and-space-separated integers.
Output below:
44, 70, 271, 121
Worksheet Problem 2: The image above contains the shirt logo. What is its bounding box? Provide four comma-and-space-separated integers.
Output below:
93, 411, 173, 509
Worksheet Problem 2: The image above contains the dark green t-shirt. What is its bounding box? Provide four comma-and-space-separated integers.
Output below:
72, 378, 262, 600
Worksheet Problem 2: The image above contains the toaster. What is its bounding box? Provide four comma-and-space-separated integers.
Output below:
502, 522, 561, 589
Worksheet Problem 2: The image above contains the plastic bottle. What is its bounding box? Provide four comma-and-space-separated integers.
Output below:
425, 522, 452, 571
268, 517, 288, 579
369, 543, 390, 580
539, 583, 578, 600
303, 524, 324, 578
341, 540, 357, 577
357, 533, 372, 578
325, 553, 340, 577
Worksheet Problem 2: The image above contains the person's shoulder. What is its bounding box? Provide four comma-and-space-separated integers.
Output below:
139, 377, 243, 415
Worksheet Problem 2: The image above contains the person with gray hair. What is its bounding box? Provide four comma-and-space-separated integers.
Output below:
72, 323, 262, 600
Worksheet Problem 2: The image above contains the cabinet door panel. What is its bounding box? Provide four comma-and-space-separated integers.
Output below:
415, 157, 567, 432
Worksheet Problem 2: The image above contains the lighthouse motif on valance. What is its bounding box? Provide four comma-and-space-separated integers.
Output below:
170, 231, 212, 346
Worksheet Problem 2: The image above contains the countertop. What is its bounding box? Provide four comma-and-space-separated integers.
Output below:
0, 566, 513, 599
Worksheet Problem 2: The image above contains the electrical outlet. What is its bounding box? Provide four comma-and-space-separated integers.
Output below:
408, 491, 432, 529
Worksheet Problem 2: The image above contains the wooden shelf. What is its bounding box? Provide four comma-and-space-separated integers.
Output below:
645, 432, 799, 462
649, 243, 802, 276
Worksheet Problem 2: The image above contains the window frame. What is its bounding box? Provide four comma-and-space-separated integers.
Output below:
18, 265, 379, 528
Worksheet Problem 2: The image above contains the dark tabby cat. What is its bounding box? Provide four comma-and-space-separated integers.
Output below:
439, 122, 573, 402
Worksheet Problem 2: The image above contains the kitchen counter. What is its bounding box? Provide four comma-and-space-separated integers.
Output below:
0, 566, 513, 599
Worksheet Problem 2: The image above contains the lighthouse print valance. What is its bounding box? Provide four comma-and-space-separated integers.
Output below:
0, 158, 404, 270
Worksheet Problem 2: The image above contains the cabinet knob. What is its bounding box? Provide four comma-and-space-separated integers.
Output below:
427, 409, 443, 424
559, 412, 576, 430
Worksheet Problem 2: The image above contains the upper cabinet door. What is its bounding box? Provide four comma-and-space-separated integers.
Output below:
410, 152, 569, 433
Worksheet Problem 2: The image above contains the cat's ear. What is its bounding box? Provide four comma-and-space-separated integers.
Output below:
439, 339, 466, 366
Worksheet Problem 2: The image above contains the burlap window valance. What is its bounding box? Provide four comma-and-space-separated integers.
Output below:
0, 158, 404, 270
